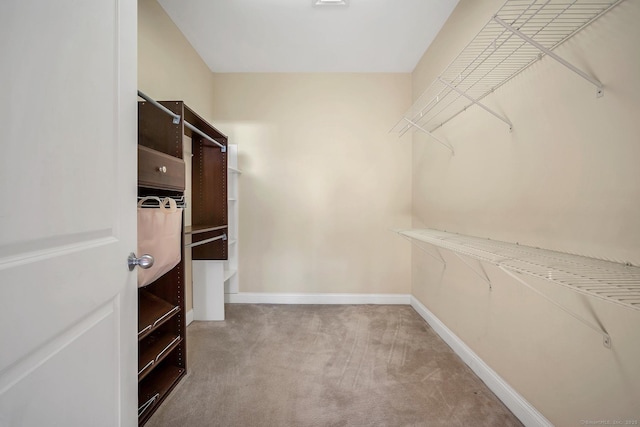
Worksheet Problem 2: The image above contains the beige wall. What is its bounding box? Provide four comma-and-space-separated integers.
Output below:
138, 0, 217, 311
138, 0, 215, 120
138, 1, 412, 301
211, 73, 413, 295
411, 1, 640, 425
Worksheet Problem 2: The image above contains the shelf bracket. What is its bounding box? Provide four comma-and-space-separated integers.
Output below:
395, 230, 447, 269
434, 247, 446, 266
417, 243, 447, 267
493, 16, 604, 98
453, 253, 492, 290
499, 266, 611, 349
438, 77, 513, 131
403, 118, 455, 155
398, 122, 412, 138
398, 234, 447, 289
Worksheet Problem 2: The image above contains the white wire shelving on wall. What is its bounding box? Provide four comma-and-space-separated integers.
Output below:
392, 0, 624, 153
399, 228, 640, 349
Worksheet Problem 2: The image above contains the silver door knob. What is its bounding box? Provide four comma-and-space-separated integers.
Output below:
128, 253, 155, 271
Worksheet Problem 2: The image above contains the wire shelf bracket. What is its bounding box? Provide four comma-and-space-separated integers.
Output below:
398, 228, 640, 349
391, 0, 624, 144
402, 118, 455, 156
499, 266, 611, 348
453, 252, 493, 290
438, 77, 513, 131
398, 232, 447, 267
492, 16, 604, 98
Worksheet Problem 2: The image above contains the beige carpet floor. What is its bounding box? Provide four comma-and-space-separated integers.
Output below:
146, 304, 523, 427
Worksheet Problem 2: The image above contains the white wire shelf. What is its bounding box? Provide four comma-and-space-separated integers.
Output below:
400, 228, 640, 312
392, 0, 623, 143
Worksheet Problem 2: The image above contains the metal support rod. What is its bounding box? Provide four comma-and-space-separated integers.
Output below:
400, 234, 446, 266
438, 77, 513, 130
137, 90, 181, 124
500, 266, 611, 349
398, 234, 447, 289
184, 120, 226, 152
186, 233, 227, 249
399, 122, 413, 138
454, 253, 492, 290
403, 118, 455, 155
493, 16, 604, 97
138, 393, 160, 417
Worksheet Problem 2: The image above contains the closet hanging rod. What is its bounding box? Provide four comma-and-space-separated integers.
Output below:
183, 120, 226, 152
186, 233, 227, 249
137, 195, 186, 208
137, 90, 181, 124
137, 90, 226, 152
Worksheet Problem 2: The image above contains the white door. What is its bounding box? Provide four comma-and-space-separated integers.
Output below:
0, 1, 137, 426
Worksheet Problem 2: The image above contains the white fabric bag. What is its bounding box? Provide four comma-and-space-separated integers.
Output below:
137, 197, 183, 288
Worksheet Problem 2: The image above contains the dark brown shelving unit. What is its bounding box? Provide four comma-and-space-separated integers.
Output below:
138, 363, 185, 422
138, 290, 180, 340
187, 103, 228, 261
138, 332, 183, 381
137, 97, 228, 425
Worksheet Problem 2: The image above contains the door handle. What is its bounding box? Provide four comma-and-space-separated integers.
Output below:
128, 253, 155, 271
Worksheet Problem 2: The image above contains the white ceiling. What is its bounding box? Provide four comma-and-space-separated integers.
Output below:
156, 0, 460, 73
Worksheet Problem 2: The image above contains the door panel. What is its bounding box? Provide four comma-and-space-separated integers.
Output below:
0, 1, 137, 426
0, 301, 118, 427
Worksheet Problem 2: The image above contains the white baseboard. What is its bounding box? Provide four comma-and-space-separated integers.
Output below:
186, 309, 194, 326
410, 296, 552, 427
225, 292, 411, 305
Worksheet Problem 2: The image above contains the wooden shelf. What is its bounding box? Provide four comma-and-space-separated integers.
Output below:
138, 333, 183, 381
138, 364, 186, 424
138, 290, 180, 341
